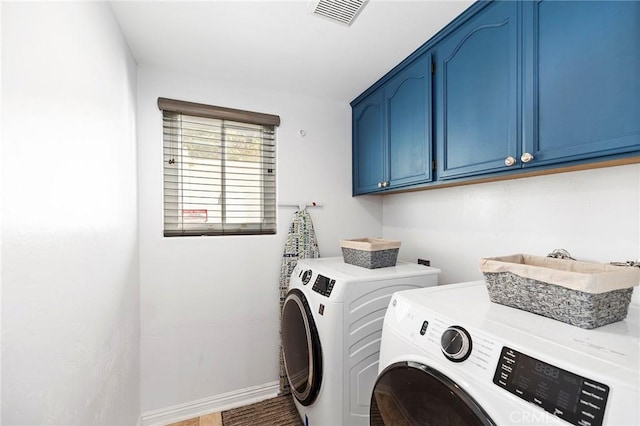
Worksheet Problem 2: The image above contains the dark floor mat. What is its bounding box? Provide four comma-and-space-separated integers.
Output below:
222, 395, 302, 426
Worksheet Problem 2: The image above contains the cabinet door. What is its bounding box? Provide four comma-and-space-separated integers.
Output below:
385, 54, 433, 188
436, 1, 519, 179
523, 1, 640, 166
352, 89, 386, 195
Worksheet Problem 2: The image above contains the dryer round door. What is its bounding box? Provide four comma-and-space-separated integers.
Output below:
370, 361, 496, 426
281, 288, 323, 406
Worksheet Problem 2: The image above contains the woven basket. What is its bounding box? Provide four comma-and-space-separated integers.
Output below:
340, 238, 401, 269
480, 254, 639, 329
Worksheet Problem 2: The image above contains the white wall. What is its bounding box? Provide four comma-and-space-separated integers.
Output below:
1, 2, 139, 425
137, 66, 382, 413
383, 164, 640, 284
0, 2, 4, 417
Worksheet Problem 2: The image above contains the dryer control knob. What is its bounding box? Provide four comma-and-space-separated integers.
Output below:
441, 326, 472, 362
301, 270, 313, 285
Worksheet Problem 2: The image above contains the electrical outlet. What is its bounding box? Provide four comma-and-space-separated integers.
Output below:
417, 258, 431, 266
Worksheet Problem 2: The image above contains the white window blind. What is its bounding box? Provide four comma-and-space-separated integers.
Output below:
159, 97, 278, 237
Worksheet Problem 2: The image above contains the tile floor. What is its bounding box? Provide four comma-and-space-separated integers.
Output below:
166, 412, 222, 426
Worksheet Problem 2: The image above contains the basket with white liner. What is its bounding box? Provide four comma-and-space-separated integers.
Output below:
480, 254, 639, 329
340, 238, 401, 269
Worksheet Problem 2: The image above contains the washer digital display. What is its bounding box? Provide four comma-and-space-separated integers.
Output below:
312, 275, 335, 297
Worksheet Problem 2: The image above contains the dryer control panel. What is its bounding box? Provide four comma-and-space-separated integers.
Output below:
312, 274, 336, 297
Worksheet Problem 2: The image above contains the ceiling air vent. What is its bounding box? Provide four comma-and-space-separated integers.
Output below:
310, 0, 369, 26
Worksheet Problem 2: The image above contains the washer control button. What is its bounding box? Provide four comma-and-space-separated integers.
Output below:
301, 270, 312, 285
441, 326, 472, 362
420, 321, 429, 336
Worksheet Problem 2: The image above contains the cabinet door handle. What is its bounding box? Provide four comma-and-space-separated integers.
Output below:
521, 152, 534, 163
504, 156, 516, 166
382, 181, 389, 188
377, 182, 382, 188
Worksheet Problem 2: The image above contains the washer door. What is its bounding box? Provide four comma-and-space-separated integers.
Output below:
281, 289, 323, 406
370, 361, 496, 426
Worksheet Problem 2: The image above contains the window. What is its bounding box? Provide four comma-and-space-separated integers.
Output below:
159, 97, 279, 237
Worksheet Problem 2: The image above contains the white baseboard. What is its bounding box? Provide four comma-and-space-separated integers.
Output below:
139, 381, 280, 426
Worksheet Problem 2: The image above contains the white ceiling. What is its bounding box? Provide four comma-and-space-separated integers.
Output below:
110, 0, 474, 103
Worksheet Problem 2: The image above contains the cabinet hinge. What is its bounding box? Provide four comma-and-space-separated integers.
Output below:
432, 160, 436, 170
431, 62, 436, 75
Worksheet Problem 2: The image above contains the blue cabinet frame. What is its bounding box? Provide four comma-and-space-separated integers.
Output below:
351, 0, 640, 195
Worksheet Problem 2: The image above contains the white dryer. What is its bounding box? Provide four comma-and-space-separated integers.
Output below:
371, 281, 639, 426
281, 257, 440, 426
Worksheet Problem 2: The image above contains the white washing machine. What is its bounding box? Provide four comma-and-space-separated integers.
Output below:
371, 281, 639, 426
281, 257, 441, 426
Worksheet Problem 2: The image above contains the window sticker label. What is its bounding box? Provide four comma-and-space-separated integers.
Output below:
182, 209, 208, 223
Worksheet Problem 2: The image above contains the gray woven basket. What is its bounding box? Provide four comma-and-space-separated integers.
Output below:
483, 271, 634, 329
340, 238, 401, 269
341, 247, 399, 269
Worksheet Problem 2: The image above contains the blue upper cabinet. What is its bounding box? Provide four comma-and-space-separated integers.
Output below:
352, 88, 386, 195
352, 53, 432, 195
351, 0, 640, 195
522, 0, 640, 167
386, 53, 433, 189
435, 1, 520, 180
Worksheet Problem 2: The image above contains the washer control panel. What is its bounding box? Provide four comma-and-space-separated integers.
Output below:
312, 274, 336, 297
494, 346, 609, 426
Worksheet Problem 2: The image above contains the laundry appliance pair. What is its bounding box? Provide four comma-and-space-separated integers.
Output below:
281, 257, 440, 426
